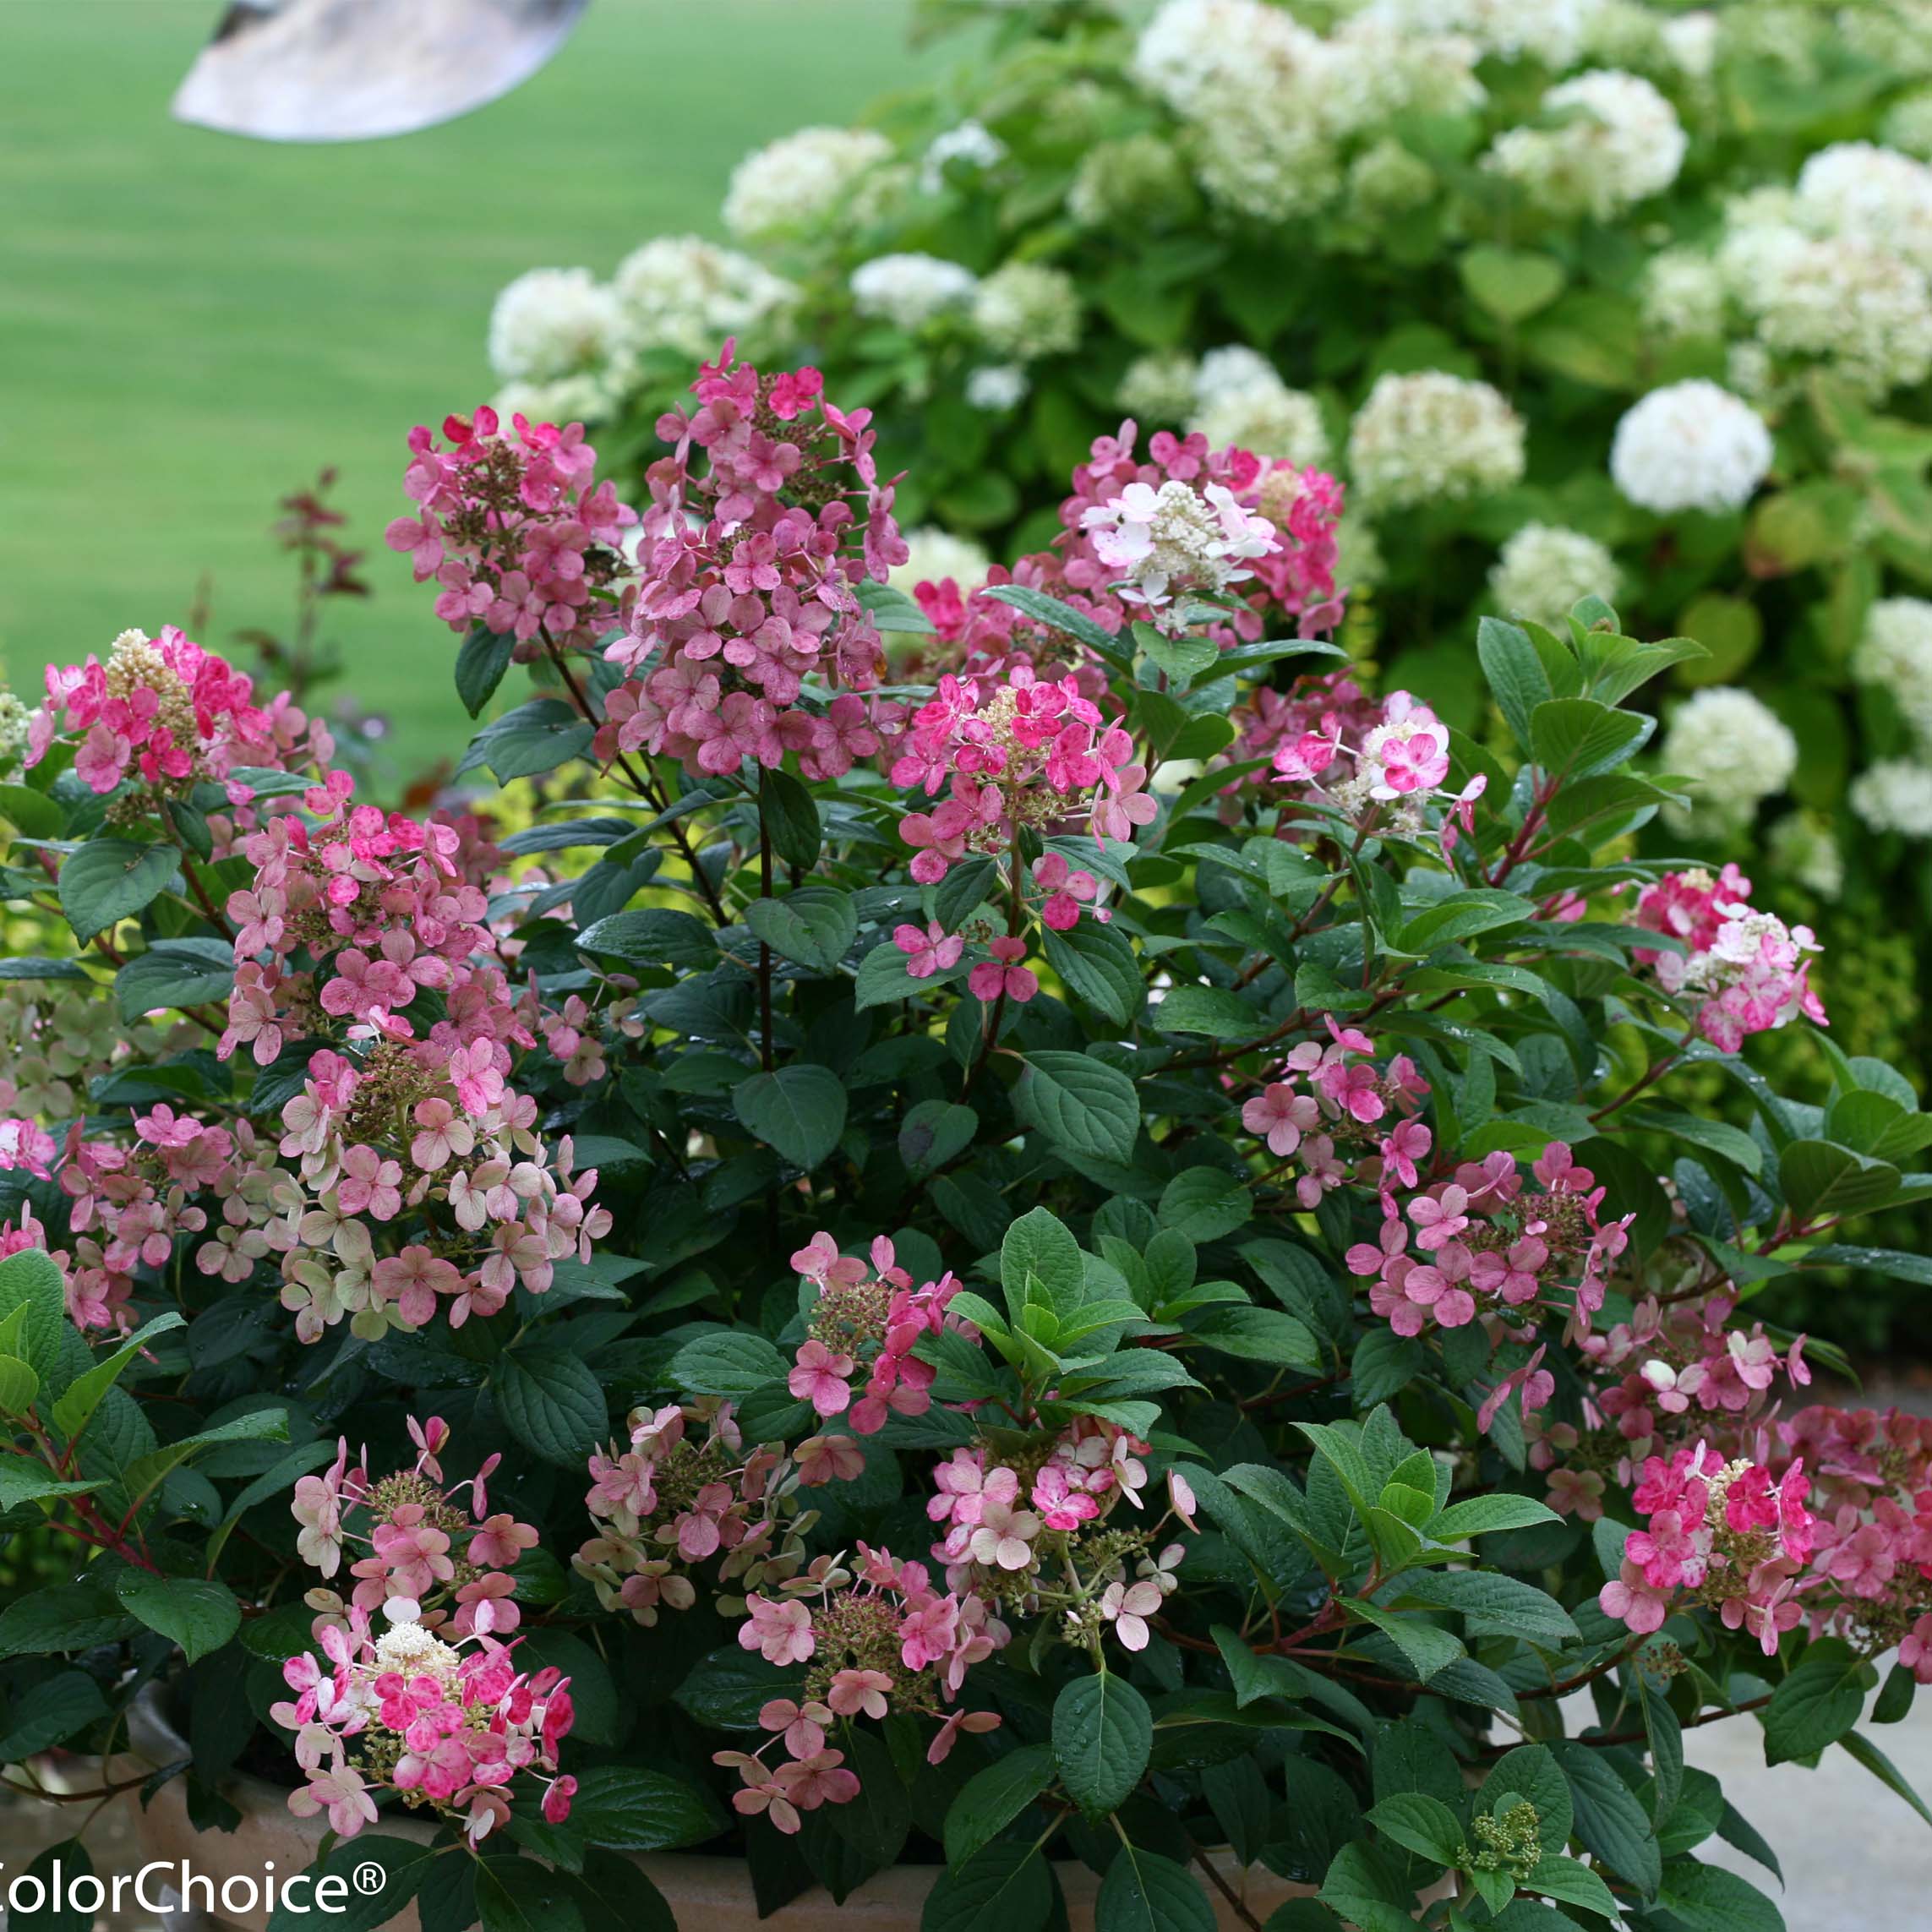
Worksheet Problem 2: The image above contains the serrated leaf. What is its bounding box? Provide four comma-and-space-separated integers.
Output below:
455, 626, 516, 718
1053, 1671, 1152, 1817
113, 1572, 240, 1665
58, 838, 180, 940
1014, 1051, 1139, 1165
733, 1064, 848, 1171
491, 1350, 608, 1467
745, 887, 857, 973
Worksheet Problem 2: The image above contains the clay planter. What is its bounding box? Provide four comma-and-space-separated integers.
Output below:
119, 1691, 1313, 1932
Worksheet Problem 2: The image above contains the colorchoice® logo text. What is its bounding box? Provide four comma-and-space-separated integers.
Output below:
0, 1857, 384, 1917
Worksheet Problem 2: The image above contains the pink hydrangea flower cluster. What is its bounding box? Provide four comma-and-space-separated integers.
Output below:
26, 625, 334, 798
1242, 1016, 1432, 1210
1580, 1291, 1813, 1465
385, 407, 636, 654
597, 347, 904, 779
928, 1421, 1195, 1654
788, 1232, 970, 1434
1348, 1140, 1634, 1351
1599, 1442, 1816, 1656
908, 428, 1344, 680
1273, 687, 1487, 858
1632, 865, 1827, 1052
723, 1542, 1007, 1832
576, 1401, 826, 1628
275, 1418, 570, 1845
1080, 475, 1279, 625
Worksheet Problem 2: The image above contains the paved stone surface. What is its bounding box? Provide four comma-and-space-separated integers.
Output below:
1684, 1697, 1932, 1931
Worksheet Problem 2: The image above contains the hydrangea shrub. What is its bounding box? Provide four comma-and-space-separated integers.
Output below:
491, 0, 1932, 1102
2, 357, 1930, 1931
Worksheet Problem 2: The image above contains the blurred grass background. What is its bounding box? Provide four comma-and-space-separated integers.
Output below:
0, 0, 922, 767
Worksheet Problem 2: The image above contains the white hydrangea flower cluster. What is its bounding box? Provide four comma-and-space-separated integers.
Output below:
1610, 380, 1773, 515
892, 527, 992, 596
487, 268, 622, 384
1853, 598, 1932, 750
1488, 523, 1621, 630
612, 236, 797, 363
1190, 347, 1329, 466
1640, 249, 1728, 341
1118, 351, 1203, 428
1067, 134, 1194, 229
966, 365, 1029, 412
1660, 8, 1720, 77
850, 254, 979, 329
1347, 371, 1525, 511
1659, 686, 1798, 832
971, 261, 1081, 361
1132, 0, 1480, 224
1766, 811, 1846, 899
723, 126, 894, 241
1485, 69, 1688, 220
1357, 0, 1601, 68
491, 374, 619, 429
1881, 90, 1932, 162
1850, 759, 1932, 837
921, 119, 1006, 195
1795, 141, 1932, 276
0, 689, 32, 770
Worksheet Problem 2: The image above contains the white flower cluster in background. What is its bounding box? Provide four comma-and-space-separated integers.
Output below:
892, 527, 992, 596
488, 268, 622, 385
971, 261, 1081, 361
1766, 811, 1846, 900
1853, 597, 1932, 749
1488, 523, 1621, 630
612, 237, 797, 363
1851, 760, 1932, 837
1067, 134, 1194, 228
1347, 371, 1525, 511
1189, 347, 1329, 466
1610, 380, 1772, 515
1487, 70, 1687, 220
850, 254, 978, 329
921, 119, 1006, 195
965, 365, 1029, 412
1640, 249, 1728, 341
1658, 685, 1797, 832
723, 126, 894, 241
1118, 351, 1202, 428
1356, 0, 1601, 69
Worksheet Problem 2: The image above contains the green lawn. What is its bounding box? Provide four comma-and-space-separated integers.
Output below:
0, 0, 927, 769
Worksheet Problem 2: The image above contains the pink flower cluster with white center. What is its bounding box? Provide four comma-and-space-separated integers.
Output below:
1599, 1442, 1815, 1656
1242, 1016, 1432, 1210
576, 1401, 816, 1627
1631, 865, 1827, 1052
789, 1232, 970, 1434
385, 407, 636, 655
1580, 1291, 1812, 1466
597, 347, 904, 780
1274, 687, 1487, 859
722, 1542, 1007, 1831
1080, 476, 1279, 624
27, 625, 333, 798
1348, 1141, 1633, 1352
276, 1419, 570, 1845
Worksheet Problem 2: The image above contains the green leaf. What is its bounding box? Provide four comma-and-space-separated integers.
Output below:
761, 764, 824, 870
1319, 1841, 1420, 1932
900, 1100, 977, 1181
0, 1671, 108, 1760
0, 1581, 138, 1655
114, 939, 236, 1019
1053, 1671, 1153, 1818
1042, 918, 1144, 1026
455, 625, 516, 718
0, 957, 91, 983
1836, 1727, 1932, 1829
1343, 1601, 1465, 1682
671, 1329, 789, 1399
745, 887, 857, 973
1476, 616, 1554, 753
112, 1571, 240, 1664
921, 1842, 1052, 1932
7, 1839, 95, 1932
1368, 1791, 1465, 1866
827, 1727, 912, 1867
567, 1764, 727, 1850
265, 1839, 445, 1932
1014, 1051, 1139, 1165
58, 838, 180, 941
0, 1247, 68, 1379
1001, 1208, 1085, 1323
1654, 1858, 1784, 1932
855, 576, 936, 636
1154, 985, 1259, 1040
1778, 1139, 1900, 1221
1460, 245, 1566, 322
982, 583, 1128, 662
1391, 1569, 1579, 1647
1764, 1637, 1869, 1765
856, 938, 958, 1009
491, 1349, 609, 1467
1138, 625, 1220, 690
1525, 1854, 1620, 1920
0, 782, 64, 840
0, 1464, 105, 1510
734, 1064, 849, 1171
1187, 1304, 1320, 1370
944, 1744, 1056, 1869
1094, 1845, 1214, 1932
51, 1309, 187, 1443
1423, 1494, 1562, 1542
576, 907, 718, 969
1158, 1168, 1252, 1242
1555, 1742, 1661, 1895
469, 697, 593, 783
475, 1856, 587, 1932
1529, 697, 1651, 782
